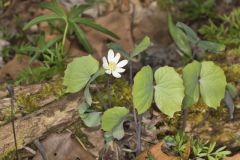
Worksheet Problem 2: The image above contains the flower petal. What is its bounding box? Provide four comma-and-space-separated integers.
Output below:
105, 70, 111, 74
117, 60, 128, 68
115, 67, 125, 73
113, 53, 121, 63
112, 71, 121, 78
107, 49, 115, 62
102, 57, 109, 69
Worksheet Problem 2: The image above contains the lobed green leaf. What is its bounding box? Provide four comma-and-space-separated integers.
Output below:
63, 55, 99, 93
101, 107, 129, 132
132, 66, 153, 114
154, 66, 184, 117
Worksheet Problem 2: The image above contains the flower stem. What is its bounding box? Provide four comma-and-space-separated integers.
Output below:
95, 82, 107, 110
7, 85, 19, 160
107, 76, 111, 108
183, 108, 188, 132
130, 61, 141, 154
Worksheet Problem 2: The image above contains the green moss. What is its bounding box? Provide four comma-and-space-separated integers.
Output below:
92, 76, 132, 110
16, 79, 65, 114
1, 150, 16, 160
68, 121, 94, 148
207, 49, 240, 64
222, 64, 240, 83
0, 134, 24, 160
199, 8, 240, 48
1, 106, 17, 124
1, 79, 65, 124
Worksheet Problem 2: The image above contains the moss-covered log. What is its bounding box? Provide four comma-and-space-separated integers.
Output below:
0, 92, 82, 158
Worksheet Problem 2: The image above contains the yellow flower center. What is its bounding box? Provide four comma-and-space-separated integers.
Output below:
108, 62, 117, 71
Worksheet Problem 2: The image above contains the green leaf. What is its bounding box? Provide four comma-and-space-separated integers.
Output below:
104, 131, 113, 143
147, 152, 156, 160
74, 18, 119, 39
63, 55, 99, 93
17, 45, 40, 53
40, 1, 66, 18
78, 101, 101, 127
45, 36, 62, 49
82, 112, 101, 127
183, 61, 227, 109
182, 61, 201, 108
198, 40, 226, 53
168, 15, 192, 58
176, 22, 200, 44
132, 66, 153, 114
200, 61, 227, 109
102, 107, 129, 131
78, 102, 89, 115
23, 15, 62, 30
131, 36, 151, 58
207, 155, 215, 160
84, 68, 105, 105
224, 90, 235, 119
71, 22, 93, 54
226, 83, 238, 98
112, 121, 125, 140
154, 66, 184, 117
68, 4, 91, 20
106, 43, 130, 59
208, 142, 216, 153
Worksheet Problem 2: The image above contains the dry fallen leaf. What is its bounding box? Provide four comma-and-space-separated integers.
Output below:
0, 54, 42, 81
81, 128, 105, 157
133, 1, 171, 46
225, 154, 240, 160
85, 10, 134, 58
136, 142, 180, 160
33, 132, 95, 160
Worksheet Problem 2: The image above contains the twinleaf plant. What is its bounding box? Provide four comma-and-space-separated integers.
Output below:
183, 61, 227, 109
168, 16, 234, 126
23, 0, 118, 54
63, 37, 151, 144
63, 37, 229, 155
132, 65, 184, 117
168, 15, 225, 60
63, 53, 129, 140
107, 36, 151, 153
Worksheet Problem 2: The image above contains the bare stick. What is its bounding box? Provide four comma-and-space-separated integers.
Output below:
7, 85, 19, 160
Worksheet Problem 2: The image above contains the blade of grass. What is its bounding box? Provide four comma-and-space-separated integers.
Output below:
71, 22, 93, 54
74, 18, 119, 39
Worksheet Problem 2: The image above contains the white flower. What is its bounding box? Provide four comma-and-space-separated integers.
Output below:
102, 49, 128, 78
